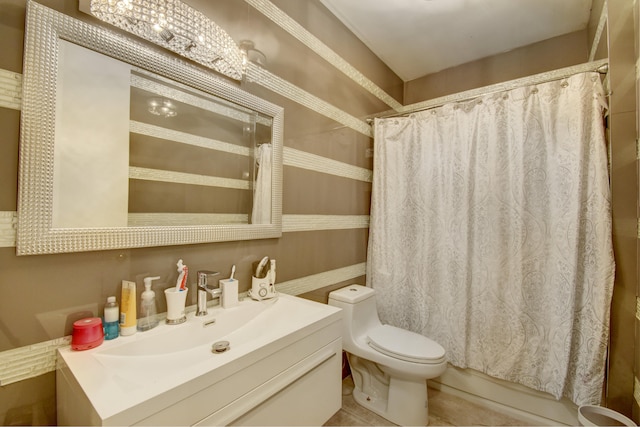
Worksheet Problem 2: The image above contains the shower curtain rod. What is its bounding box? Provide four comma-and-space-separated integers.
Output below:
368, 59, 609, 122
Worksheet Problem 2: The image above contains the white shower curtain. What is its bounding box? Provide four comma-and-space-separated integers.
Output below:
251, 143, 272, 224
367, 72, 614, 405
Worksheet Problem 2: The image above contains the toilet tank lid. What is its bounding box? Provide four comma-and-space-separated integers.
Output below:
328, 284, 375, 303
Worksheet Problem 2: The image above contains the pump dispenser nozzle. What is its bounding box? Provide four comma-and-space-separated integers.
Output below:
144, 276, 161, 291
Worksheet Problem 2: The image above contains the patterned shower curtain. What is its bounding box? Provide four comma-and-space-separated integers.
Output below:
366, 72, 614, 405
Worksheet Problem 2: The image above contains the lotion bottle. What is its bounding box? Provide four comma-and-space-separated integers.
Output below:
138, 276, 160, 331
120, 280, 137, 336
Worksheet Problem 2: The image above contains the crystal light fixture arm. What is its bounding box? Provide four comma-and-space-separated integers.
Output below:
80, 0, 244, 80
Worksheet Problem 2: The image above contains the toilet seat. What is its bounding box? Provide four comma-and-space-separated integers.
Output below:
367, 324, 446, 364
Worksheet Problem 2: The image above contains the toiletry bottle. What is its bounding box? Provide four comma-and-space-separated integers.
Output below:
138, 276, 160, 331
120, 280, 137, 336
103, 296, 119, 340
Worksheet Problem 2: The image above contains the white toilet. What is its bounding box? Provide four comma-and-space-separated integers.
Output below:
328, 284, 446, 426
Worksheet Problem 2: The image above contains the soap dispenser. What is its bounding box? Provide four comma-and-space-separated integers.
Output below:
138, 276, 160, 331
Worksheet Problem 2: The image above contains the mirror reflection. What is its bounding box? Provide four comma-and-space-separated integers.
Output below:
53, 40, 273, 230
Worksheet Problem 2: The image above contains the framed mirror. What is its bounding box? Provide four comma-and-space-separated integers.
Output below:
17, 1, 283, 255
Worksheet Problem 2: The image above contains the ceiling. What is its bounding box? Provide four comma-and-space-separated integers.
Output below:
319, 0, 593, 82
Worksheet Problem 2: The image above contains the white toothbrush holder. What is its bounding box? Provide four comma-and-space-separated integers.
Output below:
220, 278, 239, 308
164, 287, 188, 324
250, 276, 277, 301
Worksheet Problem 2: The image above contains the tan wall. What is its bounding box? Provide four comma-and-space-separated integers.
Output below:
636, 0, 640, 420
404, 30, 589, 104
606, 0, 637, 419
585, 0, 639, 417
0, 0, 402, 424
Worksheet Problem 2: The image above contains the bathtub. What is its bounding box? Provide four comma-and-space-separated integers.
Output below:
429, 365, 579, 425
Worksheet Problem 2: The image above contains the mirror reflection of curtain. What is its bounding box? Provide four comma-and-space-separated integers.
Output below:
251, 143, 272, 224
367, 72, 614, 406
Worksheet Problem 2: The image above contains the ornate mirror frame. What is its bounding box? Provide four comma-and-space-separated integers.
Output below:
17, 1, 283, 255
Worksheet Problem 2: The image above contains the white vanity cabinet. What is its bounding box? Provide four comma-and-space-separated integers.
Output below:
200, 332, 341, 426
57, 295, 342, 426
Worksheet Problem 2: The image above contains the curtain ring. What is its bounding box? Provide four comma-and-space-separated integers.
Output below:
561, 81, 569, 88
531, 88, 539, 94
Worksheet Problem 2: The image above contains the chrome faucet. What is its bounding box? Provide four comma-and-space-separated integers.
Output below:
196, 270, 220, 316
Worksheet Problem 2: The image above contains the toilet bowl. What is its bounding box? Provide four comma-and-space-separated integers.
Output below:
328, 284, 446, 426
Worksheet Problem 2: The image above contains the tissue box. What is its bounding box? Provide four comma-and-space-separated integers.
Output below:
220, 278, 239, 308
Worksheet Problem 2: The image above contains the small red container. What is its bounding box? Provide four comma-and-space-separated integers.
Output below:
71, 317, 104, 351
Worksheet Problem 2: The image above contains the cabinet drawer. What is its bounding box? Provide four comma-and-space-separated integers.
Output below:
213, 338, 341, 426
134, 321, 341, 426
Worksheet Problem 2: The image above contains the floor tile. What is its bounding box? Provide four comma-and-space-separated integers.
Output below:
326, 376, 532, 427
428, 386, 529, 426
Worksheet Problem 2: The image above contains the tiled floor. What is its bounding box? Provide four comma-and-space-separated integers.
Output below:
325, 376, 531, 426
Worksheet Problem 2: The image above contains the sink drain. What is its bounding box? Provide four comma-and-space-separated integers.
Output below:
211, 341, 230, 354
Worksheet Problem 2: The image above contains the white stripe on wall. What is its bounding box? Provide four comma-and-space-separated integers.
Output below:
283, 214, 369, 232
275, 262, 366, 296
245, 0, 403, 111
0, 69, 21, 111
130, 72, 272, 127
284, 147, 373, 182
0, 211, 16, 247
0, 262, 365, 385
129, 166, 250, 190
0, 336, 71, 386
246, 63, 372, 137
130, 121, 252, 157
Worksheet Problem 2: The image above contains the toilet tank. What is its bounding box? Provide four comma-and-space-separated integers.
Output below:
328, 284, 376, 304
328, 285, 382, 347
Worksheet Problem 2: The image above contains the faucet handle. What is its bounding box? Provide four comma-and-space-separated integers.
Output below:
197, 270, 220, 288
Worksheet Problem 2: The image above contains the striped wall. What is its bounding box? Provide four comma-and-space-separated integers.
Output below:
0, 0, 395, 397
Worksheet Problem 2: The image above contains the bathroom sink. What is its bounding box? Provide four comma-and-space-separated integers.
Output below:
98, 297, 275, 357
57, 294, 343, 426
91, 296, 292, 381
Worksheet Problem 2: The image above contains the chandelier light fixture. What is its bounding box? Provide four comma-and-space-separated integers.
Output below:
87, 0, 244, 80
